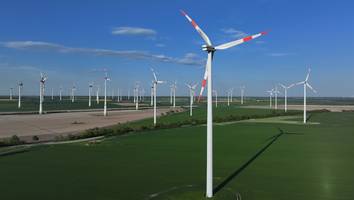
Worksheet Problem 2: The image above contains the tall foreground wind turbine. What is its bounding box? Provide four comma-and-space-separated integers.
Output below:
186, 83, 198, 116
151, 69, 164, 125
280, 83, 295, 112
181, 10, 267, 198
104, 73, 110, 116
39, 73, 47, 114
18, 82, 23, 109
296, 69, 317, 124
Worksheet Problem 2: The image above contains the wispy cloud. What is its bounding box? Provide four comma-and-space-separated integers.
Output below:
221, 28, 248, 38
0, 41, 204, 66
112, 27, 157, 36
266, 52, 294, 57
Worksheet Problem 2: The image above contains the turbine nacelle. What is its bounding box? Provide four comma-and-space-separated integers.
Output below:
202, 45, 215, 52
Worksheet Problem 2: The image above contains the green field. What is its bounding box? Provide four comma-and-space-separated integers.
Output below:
1, 108, 353, 199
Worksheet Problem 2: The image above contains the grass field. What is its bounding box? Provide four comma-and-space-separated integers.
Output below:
1, 109, 353, 199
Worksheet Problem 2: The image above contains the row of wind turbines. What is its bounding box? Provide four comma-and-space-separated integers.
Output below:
267, 68, 317, 124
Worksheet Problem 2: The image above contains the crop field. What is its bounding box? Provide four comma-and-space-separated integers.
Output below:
1, 109, 353, 200
0, 97, 133, 112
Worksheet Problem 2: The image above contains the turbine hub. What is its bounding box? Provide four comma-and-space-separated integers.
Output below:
202, 45, 215, 52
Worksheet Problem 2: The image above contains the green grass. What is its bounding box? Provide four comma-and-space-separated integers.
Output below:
1, 111, 353, 199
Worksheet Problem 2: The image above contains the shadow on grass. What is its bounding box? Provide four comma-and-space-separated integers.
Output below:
213, 128, 299, 194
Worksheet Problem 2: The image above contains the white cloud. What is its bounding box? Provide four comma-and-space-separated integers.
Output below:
1, 41, 203, 66
112, 27, 157, 36
221, 28, 248, 38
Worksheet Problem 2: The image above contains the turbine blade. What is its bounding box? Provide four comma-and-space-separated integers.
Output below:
305, 68, 311, 81
215, 31, 267, 50
296, 81, 305, 85
306, 83, 317, 93
197, 58, 209, 102
279, 84, 286, 89
180, 10, 212, 46
288, 83, 296, 88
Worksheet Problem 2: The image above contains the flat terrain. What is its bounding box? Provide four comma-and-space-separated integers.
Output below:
1, 110, 353, 199
245, 104, 354, 112
0, 108, 170, 140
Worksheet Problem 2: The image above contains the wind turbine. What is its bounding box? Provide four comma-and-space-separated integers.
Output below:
240, 86, 245, 105
279, 83, 295, 112
171, 81, 177, 108
51, 88, 54, 100
39, 73, 47, 115
273, 86, 280, 110
169, 84, 173, 105
71, 85, 76, 103
89, 82, 93, 107
151, 69, 164, 125
227, 88, 233, 106
150, 82, 154, 106
59, 86, 63, 101
104, 72, 110, 116
296, 69, 317, 124
9, 88, 13, 100
230, 88, 234, 103
267, 89, 274, 109
96, 85, 100, 104
18, 82, 23, 109
134, 82, 140, 110
181, 10, 267, 198
186, 83, 198, 116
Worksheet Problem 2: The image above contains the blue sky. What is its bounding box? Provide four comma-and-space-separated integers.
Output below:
0, 0, 353, 97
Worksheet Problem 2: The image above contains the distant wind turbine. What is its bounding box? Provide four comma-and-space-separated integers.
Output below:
296, 69, 317, 124
18, 82, 23, 108
279, 83, 295, 112
186, 83, 198, 116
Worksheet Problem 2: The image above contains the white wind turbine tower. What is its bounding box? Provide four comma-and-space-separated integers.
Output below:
267, 89, 274, 109
181, 10, 267, 198
39, 73, 47, 115
230, 88, 234, 103
186, 83, 198, 116
9, 87, 13, 100
171, 81, 177, 108
104, 72, 110, 116
150, 82, 154, 106
18, 82, 23, 109
134, 82, 140, 110
51, 88, 54, 100
240, 86, 245, 105
227, 88, 233, 106
59, 86, 63, 101
96, 85, 100, 104
71, 85, 76, 103
213, 89, 218, 107
89, 82, 93, 107
151, 69, 164, 125
296, 69, 317, 124
273, 86, 280, 110
169, 84, 173, 105
279, 83, 295, 112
